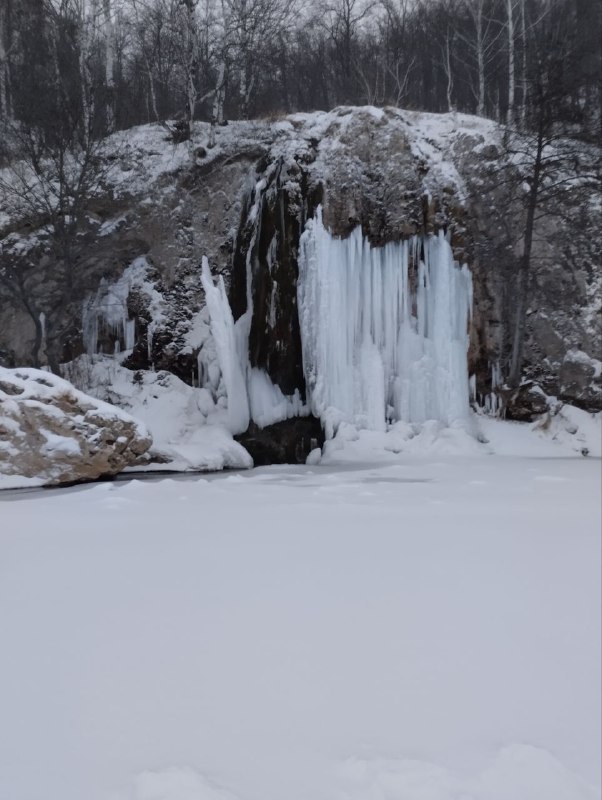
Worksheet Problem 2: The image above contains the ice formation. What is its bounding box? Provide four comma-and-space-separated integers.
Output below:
82, 270, 136, 356
201, 256, 309, 433
82, 257, 164, 358
298, 208, 473, 433
483, 361, 503, 416
201, 257, 250, 435
203, 201, 472, 437
201, 179, 311, 434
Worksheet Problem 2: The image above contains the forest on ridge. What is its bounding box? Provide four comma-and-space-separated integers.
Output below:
0, 0, 600, 150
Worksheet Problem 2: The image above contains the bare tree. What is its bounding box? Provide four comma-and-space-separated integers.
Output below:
457, 0, 502, 116
505, 0, 515, 124
221, 0, 297, 118
504, 3, 601, 385
180, 0, 199, 139
0, 0, 112, 368
0, 0, 14, 122
102, 0, 117, 132
325, 0, 376, 104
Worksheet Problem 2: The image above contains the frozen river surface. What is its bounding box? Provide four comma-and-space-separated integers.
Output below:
0, 456, 600, 800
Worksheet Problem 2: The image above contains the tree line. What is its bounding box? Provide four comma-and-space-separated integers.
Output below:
0, 0, 600, 146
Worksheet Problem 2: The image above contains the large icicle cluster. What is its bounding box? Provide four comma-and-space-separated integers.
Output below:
82, 257, 166, 359
298, 208, 473, 433
83, 274, 136, 356
201, 257, 250, 434
201, 257, 307, 434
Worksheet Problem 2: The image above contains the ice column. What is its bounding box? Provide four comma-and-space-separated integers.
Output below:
201, 256, 250, 434
297, 207, 473, 431
82, 276, 136, 356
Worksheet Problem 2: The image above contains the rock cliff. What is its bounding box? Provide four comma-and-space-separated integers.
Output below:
0, 107, 599, 464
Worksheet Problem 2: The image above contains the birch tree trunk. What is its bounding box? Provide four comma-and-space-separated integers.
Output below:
506, 0, 515, 126
444, 30, 453, 112
183, 0, 198, 139
0, 4, 12, 121
520, 0, 527, 128
209, 59, 226, 147
103, 0, 116, 133
475, 0, 485, 116
79, 4, 94, 147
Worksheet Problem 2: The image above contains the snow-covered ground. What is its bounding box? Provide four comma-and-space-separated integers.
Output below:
1, 452, 600, 800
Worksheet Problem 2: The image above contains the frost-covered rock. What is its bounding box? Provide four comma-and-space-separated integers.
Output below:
0, 367, 151, 486
503, 380, 550, 422
60, 357, 253, 472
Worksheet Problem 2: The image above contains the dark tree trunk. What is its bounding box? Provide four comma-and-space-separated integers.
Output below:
508, 118, 544, 387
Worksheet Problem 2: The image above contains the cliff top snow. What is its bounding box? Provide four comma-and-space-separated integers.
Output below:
0, 107, 504, 236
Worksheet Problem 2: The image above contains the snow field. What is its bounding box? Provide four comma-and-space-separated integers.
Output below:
0, 455, 600, 800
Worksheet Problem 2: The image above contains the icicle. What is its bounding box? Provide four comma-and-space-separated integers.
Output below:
297, 208, 473, 431
82, 274, 136, 356
125, 319, 136, 351
201, 257, 250, 434
483, 360, 504, 417
38, 312, 47, 363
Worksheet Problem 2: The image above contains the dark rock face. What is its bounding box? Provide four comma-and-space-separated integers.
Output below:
235, 416, 324, 465
503, 381, 550, 422
230, 157, 323, 396
558, 350, 602, 410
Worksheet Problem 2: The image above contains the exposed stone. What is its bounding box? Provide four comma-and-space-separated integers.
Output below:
503, 380, 550, 422
235, 416, 324, 465
0, 367, 151, 485
559, 349, 602, 410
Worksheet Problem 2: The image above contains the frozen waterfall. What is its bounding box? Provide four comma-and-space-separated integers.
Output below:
297, 208, 473, 433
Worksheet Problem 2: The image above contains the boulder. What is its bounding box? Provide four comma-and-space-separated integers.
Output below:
503, 380, 550, 422
0, 367, 151, 485
559, 348, 602, 410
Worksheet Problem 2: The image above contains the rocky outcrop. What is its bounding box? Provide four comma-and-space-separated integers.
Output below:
1, 108, 600, 454
0, 367, 151, 485
558, 349, 602, 410
226, 108, 601, 416
502, 380, 550, 422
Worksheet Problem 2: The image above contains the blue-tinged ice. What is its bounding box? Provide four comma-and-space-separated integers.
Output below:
297, 207, 473, 432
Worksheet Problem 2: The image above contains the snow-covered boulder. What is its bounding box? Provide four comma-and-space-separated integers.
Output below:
61, 357, 254, 472
0, 367, 151, 486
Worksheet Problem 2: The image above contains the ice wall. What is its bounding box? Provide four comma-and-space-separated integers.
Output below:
82, 257, 164, 358
83, 273, 135, 356
298, 208, 473, 432
201, 257, 250, 435
201, 256, 309, 434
